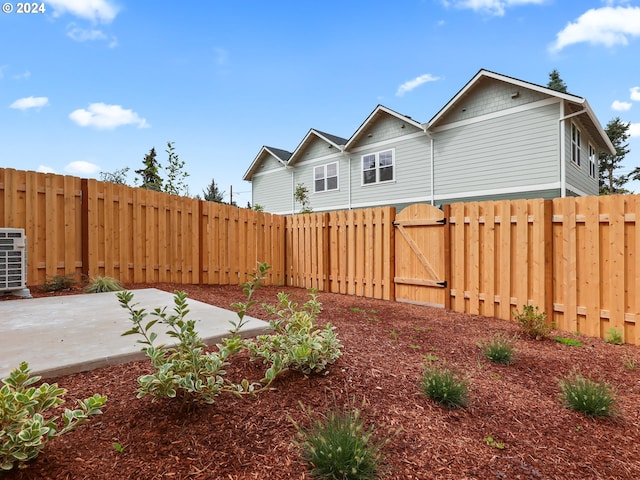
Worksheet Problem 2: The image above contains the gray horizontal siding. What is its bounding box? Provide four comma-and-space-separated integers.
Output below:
292, 156, 350, 211
349, 134, 432, 206
564, 119, 599, 196
251, 167, 292, 213
433, 103, 560, 196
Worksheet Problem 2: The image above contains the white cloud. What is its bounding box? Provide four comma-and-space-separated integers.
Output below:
47, 0, 119, 23
629, 123, 640, 137
65, 161, 101, 175
550, 6, 640, 52
396, 74, 440, 96
612, 100, 632, 111
442, 0, 546, 16
9, 96, 49, 110
12, 71, 30, 80
630, 86, 640, 101
69, 103, 149, 129
67, 25, 107, 42
37, 165, 55, 174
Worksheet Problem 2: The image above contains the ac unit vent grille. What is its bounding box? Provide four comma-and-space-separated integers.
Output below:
0, 228, 28, 292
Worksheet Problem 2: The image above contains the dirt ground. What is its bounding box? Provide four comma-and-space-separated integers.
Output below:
3, 282, 640, 479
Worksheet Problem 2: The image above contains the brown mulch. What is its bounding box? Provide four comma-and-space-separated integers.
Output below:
3, 283, 640, 479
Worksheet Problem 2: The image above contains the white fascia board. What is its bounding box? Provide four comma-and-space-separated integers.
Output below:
288, 129, 344, 167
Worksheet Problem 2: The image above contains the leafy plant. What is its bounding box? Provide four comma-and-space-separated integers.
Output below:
483, 436, 505, 450
294, 183, 313, 213
514, 305, 550, 340
112, 442, 125, 453
419, 364, 469, 408
554, 336, 583, 347
479, 333, 516, 364
1, 362, 106, 471
247, 290, 343, 375
559, 371, 617, 418
41, 274, 76, 293
604, 328, 623, 345
294, 404, 387, 480
119, 262, 281, 409
84, 275, 124, 293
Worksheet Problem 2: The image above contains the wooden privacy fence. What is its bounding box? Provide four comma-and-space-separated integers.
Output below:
2, 167, 640, 344
285, 207, 395, 300
443, 196, 640, 345
0, 169, 285, 286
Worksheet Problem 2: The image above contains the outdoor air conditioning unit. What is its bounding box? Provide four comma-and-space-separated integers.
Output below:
0, 228, 31, 298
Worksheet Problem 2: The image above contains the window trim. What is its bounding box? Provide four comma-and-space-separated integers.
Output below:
571, 123, 581, 167
313, 161, 339, 193
361, 149, 395, 186
588, 143, 597, 179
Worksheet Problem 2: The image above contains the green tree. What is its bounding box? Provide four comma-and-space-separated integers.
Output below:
100, 167, 129, 185
599, 117, 631, 195
135, 148, 163, 192
201, 177, 226, 202
547, 69, 568, 93
163, 141, 189, 196
294, 183, 312, 213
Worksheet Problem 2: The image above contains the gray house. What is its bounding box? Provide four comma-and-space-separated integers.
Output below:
243, 69, 615, 214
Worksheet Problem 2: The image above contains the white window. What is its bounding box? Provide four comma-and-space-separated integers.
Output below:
571, 123, 581, 166
362, 149, 394, 185
588, 144, 597, 178
314, 162, 338, 192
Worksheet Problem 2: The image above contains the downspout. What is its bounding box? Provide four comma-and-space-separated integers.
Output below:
291, 168, 295, 214
424, 125, 435, 206
558, 103, 588, 198
347, 153, 352, 209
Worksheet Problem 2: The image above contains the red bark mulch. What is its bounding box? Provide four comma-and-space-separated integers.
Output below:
2, 283, 640, 479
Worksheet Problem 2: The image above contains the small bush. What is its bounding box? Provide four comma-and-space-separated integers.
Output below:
1, 362, 106, 471
41, 274, 76, 293
479, 334, 516, 364
514, 305, 550, 340
295, 406, 385, 480
420, 364, 469, 408
559, 371, 616, 418
84, 275, 124, 293
604, 328, 623, 345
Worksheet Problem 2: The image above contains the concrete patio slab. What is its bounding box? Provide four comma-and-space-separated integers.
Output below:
0, 289, 270, 379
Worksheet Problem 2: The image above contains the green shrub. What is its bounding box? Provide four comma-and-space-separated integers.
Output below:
559, 371, 616, 417
42, 274, 76, 293
604, 328, 623, 345
1, 362, 106, 471
514, 305, 550, 340
479, 333, 516, 364
295, 406, 385, 480
84, 275, 124, 293
247, 291, 342, 375
120, 262, 342, 408
420, 364, 469, 408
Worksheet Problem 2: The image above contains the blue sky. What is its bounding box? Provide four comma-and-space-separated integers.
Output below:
2, 0, 640, 204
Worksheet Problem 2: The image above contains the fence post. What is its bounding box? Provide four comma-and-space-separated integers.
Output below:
443, 204, 452, 310
80, 178, 89, 280
543, 199, 554, 324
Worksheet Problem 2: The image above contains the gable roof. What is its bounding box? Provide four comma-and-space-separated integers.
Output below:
428, 69, 615, 154
288, 129, 348, 166
243, 146, 291, 181
345, 105, 425, 150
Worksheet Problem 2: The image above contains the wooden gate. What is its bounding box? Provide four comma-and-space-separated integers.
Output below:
394, 204, 450, 308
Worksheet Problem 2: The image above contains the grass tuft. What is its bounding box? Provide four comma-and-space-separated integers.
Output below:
84, 276, 124, 293
479, 333, 516, 364
419, 364, 469, 408
559, 371, 617, 418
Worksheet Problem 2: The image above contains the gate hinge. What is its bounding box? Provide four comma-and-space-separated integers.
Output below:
392, 221, 398, 226
437, 280, 448, 288
436, 217, 447, 225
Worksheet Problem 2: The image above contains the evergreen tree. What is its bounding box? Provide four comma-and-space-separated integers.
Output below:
547, 69, 568, 93
163, 141, 189, 196
100, 167, 129, 185
600, 117, 632, 195
201, 177, 226, 202
135, 148, 163, 192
